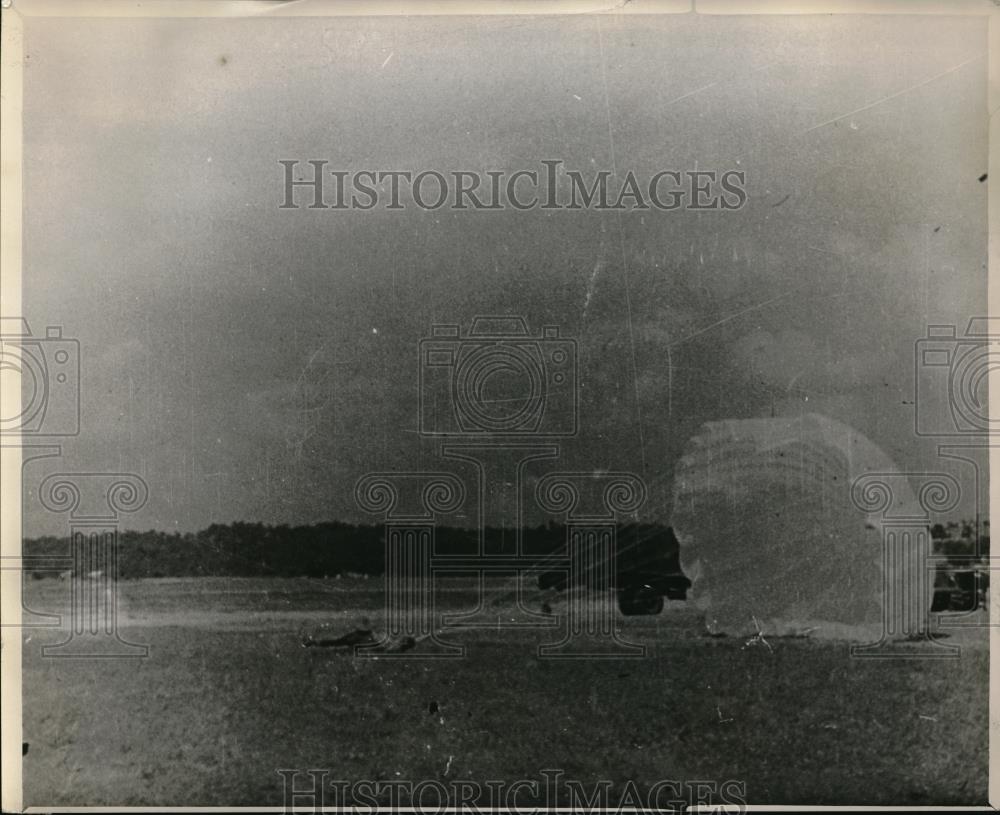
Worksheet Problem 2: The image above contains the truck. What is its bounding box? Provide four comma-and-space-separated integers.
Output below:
536, 524, 691, 615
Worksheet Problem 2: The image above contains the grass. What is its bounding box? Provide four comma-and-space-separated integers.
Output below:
21, 577, 988, 807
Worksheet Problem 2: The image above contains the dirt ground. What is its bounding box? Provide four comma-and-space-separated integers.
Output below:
20, 577, 989, 807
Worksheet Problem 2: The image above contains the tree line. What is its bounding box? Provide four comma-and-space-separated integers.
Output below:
23, 519, 985, 582
22, 521, 681, 581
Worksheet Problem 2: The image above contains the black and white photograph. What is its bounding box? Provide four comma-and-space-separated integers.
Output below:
0, 0, 995, 810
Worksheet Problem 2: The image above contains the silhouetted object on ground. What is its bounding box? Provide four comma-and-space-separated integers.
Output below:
932, 567, 988, 612
302, 628, 375, 648
537, 524, 690, 614
617, 583, 665, 616
616, 526, 691, 609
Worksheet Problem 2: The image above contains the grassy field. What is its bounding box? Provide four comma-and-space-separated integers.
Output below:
21, 577, 988, 807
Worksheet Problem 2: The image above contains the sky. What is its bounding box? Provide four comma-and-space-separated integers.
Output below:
18, 11, 989, 535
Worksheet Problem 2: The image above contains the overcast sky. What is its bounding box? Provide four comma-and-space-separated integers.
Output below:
20, 12, 988, 535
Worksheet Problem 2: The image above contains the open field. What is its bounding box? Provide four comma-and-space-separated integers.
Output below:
21, 577, 988, 807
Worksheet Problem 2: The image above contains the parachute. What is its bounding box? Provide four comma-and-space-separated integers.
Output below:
671, 413, 928, 641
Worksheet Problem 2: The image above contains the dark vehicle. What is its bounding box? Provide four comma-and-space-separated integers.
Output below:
537, 524, 691, 615
932, 566, 988, 613
616, 525, 691, 615
617, 583, 665, 616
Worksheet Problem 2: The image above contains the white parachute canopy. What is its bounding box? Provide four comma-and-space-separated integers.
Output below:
671, 413, 928, 640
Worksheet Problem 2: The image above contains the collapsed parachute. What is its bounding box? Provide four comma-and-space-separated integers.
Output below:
671, 413, 928, 640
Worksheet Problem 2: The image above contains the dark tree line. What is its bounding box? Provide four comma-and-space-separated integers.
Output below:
23, 521, 683, 583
